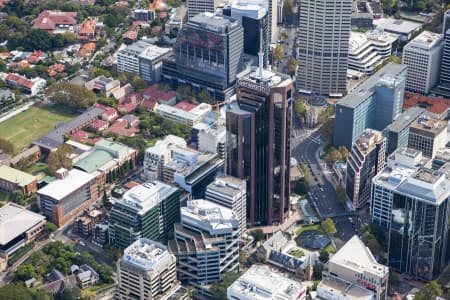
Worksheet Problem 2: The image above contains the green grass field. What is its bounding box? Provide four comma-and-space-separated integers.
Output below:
0, 106, 71, 153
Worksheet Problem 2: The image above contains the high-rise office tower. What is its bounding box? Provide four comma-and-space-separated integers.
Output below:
168, 199, 240, 298
226, 56, 294, 226
297, 0, 352, 97
116, 238, 187, 300
387, 168, 450, 281
346, 129, 386, 209
268, 0, 277, 42
402, 31, 443, 94
162, 12, 244, 101
443, 9, 450, 37
205, 175, 247, 235
222, 0, 269, 65
407, 114, 447, 158
440, 29, 450, 89
108, 181, 180, 249
186, 0, 225, 20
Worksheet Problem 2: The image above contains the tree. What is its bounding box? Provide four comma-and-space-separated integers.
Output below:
321, 218, 337, 236
103, 190, 109, 207
239, 250, 247, 265
318, 249, 329, 263
0, 283, 34, 300
45, 221, 58, 233
282, 0, 294, 24
0, 137, 14, 154
131, 76, 147, 92
25, 29, 53, 51
11, 190, 24, 205
57, 287, 81, 300
414, 281, 443, 300
250, 229, 264, 242
294, 100, 306, 120
299, 164, 312, 183
47, 144, 74, 175
98, 263, 114, 283
210, 272, 241, 300
338, 146, 349, 161
273, 45, 284, 64
336, 186, 347, 204
46, 82, 96, 109
199, 89, 214, 104
14, 264, 37, 281
294, 178, 309, 196
287, 57, 298, 76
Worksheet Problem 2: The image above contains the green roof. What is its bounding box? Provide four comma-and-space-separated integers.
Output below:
0, 165, 36, 186
74, 149, 115, 173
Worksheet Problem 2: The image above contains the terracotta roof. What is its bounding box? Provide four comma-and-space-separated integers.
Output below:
5, 73, 35, 89
90, 119, 109, 130
174, 100, 196, 112
149, 0, 169, 11
124, 181, 140, 189
78, 19, 96, 34
141, 99, 158, 111
122, 31, 138, 40
404, 92, 450, 115
33, 10, 77, 31
143, 85, 176, 102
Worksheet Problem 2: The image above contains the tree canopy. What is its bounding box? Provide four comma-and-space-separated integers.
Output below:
48, 144, 74, 175
414, 281, 443, 300
321, 218, 337, 236
46, 82, 97, 109
250, 229, 264, 242
210, 272, 242, 300
273, 45, 284, 63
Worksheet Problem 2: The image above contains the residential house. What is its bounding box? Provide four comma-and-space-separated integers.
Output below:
32, 10, 77, 33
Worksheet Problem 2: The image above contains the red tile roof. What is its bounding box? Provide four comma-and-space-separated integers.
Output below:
5, 73, 35, 89
141, 99, 158, 111
175, 100, 196, 112
404, 92, 450, 115
90, 119, 109, 130
143, 85, 176, 103
33, 10, 77, 31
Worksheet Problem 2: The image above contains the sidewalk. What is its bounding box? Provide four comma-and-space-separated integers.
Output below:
0, 102, 34, 124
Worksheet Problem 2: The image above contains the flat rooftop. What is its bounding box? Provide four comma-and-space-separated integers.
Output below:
37, 169, 95, 201
409, 115, 447, 135
338, 62, 406, 109
406, 30, 443, 50
373, 18, 422, 34
330, 235, 388, 278
182, 199, 238, 232
189, 12, 240, 33
354, 129, 383, 154
122, 238, 171, 271
0, 203, 45, 245
386, 106, 424, 133
118, 181, 178, 214
0, 165, 36, 186
206, 175, 245, 197
318, 277, 374, 300
227, 264, 305, 300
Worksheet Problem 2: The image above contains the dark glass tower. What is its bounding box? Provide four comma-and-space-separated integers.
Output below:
226, 59, 293, 226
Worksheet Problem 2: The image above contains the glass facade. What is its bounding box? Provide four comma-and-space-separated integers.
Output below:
388, 193, 450, 280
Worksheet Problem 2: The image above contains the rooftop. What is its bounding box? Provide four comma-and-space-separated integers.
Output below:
373, 18, 422, 34
318, 277, 374, 300
0, 165, 36, 186
405, 30, 443, 51
329, 235, 388, 278
403, 92, 450, 116
409, 114, 447, 135
354, 129, 383, 154
37, 168, 95, 201
0, 203, 46, 245
122, 238, 172, 271
386, 106, 424, 133
189, 12, 240, 34
227, 264, 305, 300
338, 62, 406, 108
115, 181, 178, 214
206, 175, 245, 197
229, 0, 268, 20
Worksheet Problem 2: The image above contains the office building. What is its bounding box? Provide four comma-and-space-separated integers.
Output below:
117, 41, 172, 83
205, 175, 247, 235
320, 235, 389, 300
143, 135, 187, 181
383, 106, 424, 156
116, 238, 187, 300
191, 110, 226, 160
155, 103, 212, 128
268, 0, 276, 42
186, 0, 225, 20
108, 181, 180, 249
387, 168, 450, 280
222, 0, 269, 64
373, 18, 422, 41
402, 31, 443, 94
348, 29, 399, 75
227, 264, 306, 300
0, 165, 37, 195
0, 203, 46, 256
37, 168, 98, 227
407, 114, 447, 158
162, 12, 244, 101
226, 59, 294, 226
297, 0, 352, 97
443, 9, 450, 37
371, 148, 429, 229
438, 29, 450, 96
346, 129, 386, 209
168, 199, 240, 298
334, 62, 407, 149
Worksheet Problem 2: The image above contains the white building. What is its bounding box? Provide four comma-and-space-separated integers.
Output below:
317, 277, 374, 300
116, 238, 187, 300
117, 41, 172, 83
227, 264, 306, 300
143, 135, 187, 180
155, 103, 212, 127
373, 18, 422, 41
402, 31, 443, 94
205, 175, 247, 235
348, 29, 399, 75
321, 236, 389, 300
192, 110, 226, 159
371, 148, 428, 229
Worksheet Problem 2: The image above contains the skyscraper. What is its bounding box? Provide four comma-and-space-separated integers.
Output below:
226, 56, 294, 226
346, 129, 386, 209
297, 0, 352, 97
443, 9, 450, 37
162, 12, 244, 100
440, 29, 450, 91
222, 0, 269, 65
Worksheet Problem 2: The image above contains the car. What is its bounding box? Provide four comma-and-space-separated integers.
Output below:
79, 241, 86, 246
320, 188, 324, 192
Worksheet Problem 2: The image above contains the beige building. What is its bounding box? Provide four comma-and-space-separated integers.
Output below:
408, 114, 448, 158
321, 236, 389, 300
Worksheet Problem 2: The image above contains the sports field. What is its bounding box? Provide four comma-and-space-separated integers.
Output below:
0, 106, 71, 153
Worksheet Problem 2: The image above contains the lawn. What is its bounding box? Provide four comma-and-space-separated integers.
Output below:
0, 106, 72, 153
296, 224, 323, 236
24, 162, 51, 176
